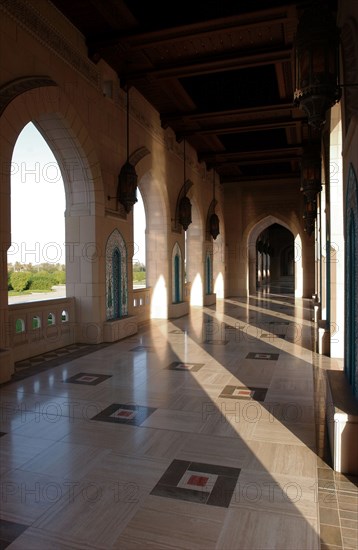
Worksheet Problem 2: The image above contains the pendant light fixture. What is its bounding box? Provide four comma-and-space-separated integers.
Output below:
293, 0, 341, 128
300, 128, 322, 236
117, 87, 138, 213
178, 138, 192, 231
209, 171, 220, 240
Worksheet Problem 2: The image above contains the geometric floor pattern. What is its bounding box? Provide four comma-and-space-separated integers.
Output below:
219, 385, 268, 401
91, 403, 157, 426
63, 373, 112, 385
0, 291, 355, 549
150, 459, 241, 507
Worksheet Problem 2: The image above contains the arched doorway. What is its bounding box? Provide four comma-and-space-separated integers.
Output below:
247, 215, 303, 297
257, 223, 295, 293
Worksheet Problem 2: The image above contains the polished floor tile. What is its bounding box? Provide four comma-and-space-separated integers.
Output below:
1, 292, 350, 548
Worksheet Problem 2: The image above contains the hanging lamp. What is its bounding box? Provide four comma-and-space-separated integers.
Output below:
209, 171, 220, 240
293, 0, 341, 128
178, 138, 192, 231
117, 88, 138, 213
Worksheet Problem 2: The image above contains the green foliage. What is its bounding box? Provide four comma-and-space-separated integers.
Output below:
8, 272, 13, 291
52, 270, 66, 284
8, 263, 66, 293
133, 271, 146, 283
29, 271, 56, 291
133, 262, 146, 272
10, 271, 31, 292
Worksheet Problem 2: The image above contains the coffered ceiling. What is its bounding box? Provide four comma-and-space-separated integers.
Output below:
51, 0, 337, 184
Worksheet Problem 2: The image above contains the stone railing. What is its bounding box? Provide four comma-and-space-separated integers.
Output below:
132, 287, 152, 324
8, 297, 76, 363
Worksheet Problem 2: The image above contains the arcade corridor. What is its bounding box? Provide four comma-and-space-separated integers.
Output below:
1, 0, 358, 547
0, 292, 356, 549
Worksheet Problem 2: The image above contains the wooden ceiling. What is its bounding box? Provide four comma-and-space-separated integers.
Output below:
51, 0, 337, 184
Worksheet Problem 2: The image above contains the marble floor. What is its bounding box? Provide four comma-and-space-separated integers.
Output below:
0, 292, 356, 549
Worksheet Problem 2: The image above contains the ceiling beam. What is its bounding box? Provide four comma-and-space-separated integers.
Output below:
179, 117, 301, 137
161, 103, 302, 126
199, 146, 303, 164
220, 172, 300, 183
89, 9, 296, 51
123, 48, 292, 81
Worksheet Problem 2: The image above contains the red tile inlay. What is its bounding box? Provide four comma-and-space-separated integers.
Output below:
187, 475, 209, 487
237, 389, 252, 396
78, 376, 97, 382
117, 410, 134, 417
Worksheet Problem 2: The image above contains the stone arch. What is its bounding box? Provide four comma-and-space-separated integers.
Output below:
245, 215, 303, 297
0, 84, 103, 221
0, 83, 104, 351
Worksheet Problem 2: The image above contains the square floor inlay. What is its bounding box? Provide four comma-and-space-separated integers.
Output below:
0, 518, 28, 548
219, 385, 268, 402
167, 362, 204, 372
246, 352, 279, 361
91, 403, 157, 426
150, 459, 240, 507
63, 373, 112, 385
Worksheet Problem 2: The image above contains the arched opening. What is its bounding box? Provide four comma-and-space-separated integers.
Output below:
172, 243, 183, 304
247, 215, 303, 297
106, 229, 128, 321
255, 224, 294, 294
7, 122, 66, 302
137, 170, 168, 319
345, 164, 358, 399
1, 84, 105, 358
213, 230, 225, 299
112, 249, 122, 319
174, 255, 180, 303
186, 196, 204, 306
206, 254, 212, 295
133, 188, 146, 288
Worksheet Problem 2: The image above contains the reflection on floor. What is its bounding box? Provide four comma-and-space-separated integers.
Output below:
0, 293, 357, 549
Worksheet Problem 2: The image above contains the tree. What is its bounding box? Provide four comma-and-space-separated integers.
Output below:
10, 271, 31, 292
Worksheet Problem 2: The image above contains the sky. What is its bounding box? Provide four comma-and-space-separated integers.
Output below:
8, 122, 146, 266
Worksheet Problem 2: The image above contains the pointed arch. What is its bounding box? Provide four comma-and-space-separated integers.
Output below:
106, 229, 128, 320
345, 164, 358, 398
205, 252, 213, 295
246, 215, 303, 297
172, 242, 183, 303
0, 83, 105, 356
